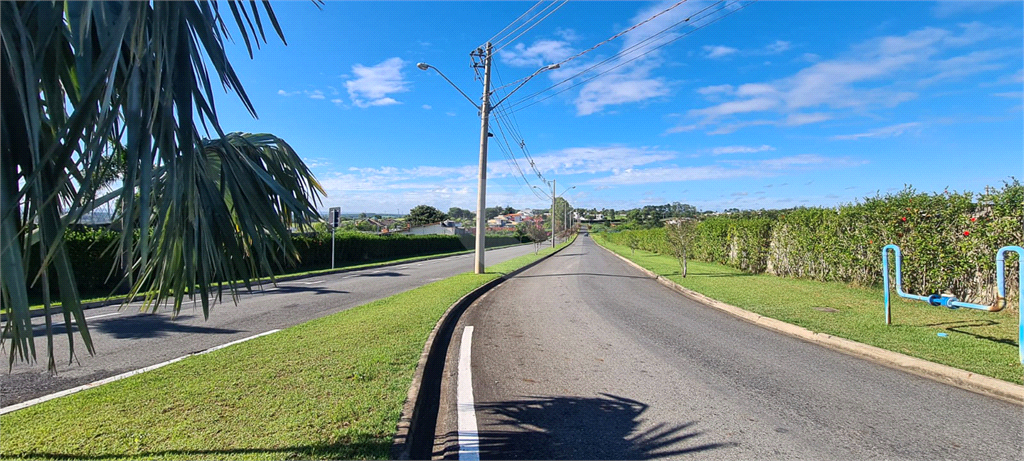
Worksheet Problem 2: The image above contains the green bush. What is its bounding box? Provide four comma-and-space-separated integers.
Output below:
598, 180, 1023, 306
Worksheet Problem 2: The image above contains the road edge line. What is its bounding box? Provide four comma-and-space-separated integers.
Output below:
0, 329, 280, 415
391, 238, 575, 460
596, 243, 1024, 406
457, 326, 480, 461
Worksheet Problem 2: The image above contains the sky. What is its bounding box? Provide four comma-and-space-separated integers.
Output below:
210, 0, 1024, 215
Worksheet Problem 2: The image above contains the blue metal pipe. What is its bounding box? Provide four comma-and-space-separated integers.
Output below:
994, 246, 1023, 365
882, 244, 930, 324
883, 244, 1024, 366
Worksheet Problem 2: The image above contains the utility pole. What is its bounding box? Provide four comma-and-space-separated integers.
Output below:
473, 43, 492, 274
418, 44, 558, 274
550, 179, 556, 248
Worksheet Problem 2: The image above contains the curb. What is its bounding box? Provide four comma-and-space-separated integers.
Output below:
5, 244, 533, 322
390, 238, 575, 460
597, 243, 1024, 406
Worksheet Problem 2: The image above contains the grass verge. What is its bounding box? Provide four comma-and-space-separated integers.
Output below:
27, 242, 531, 311
592, 234, 1022, 384
1, 240, 572, 460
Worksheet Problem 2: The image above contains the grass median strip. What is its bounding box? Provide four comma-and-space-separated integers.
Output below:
1, 241, 570, 460
28, 243, 532, 311
593, 234, 1022, 384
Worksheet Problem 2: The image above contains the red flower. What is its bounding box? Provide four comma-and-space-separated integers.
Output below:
963, 231, 970, 236
900, 217, 907, 222
869, 240, 873, 244
970, 217, 976, 222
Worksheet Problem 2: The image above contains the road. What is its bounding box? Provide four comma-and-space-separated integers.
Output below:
1, 244, 538, 407
434, 232, 1023, 459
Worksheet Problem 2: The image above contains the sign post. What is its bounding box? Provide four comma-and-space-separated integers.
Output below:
329, 207, 341, 269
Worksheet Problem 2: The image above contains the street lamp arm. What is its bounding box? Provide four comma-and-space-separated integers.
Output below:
417, 63, 481, 110
492, 63, 560, 109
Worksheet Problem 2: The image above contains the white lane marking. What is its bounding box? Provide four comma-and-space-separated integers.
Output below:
458, 326, 480, 461
84, 312, 120, 321
300, 280, 323, 285
0, 329, 281, 415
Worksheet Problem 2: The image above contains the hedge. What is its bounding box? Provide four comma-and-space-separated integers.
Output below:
602, 181, 1023, 306
26, 230, 528, 299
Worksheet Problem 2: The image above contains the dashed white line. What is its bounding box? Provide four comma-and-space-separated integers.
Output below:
458, 326, 480, 460
84, 312, 121, 321
0, 329, 281, 415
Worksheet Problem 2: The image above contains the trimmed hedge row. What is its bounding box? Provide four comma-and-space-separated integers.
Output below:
603, 182, 1023, 305
28, 230, 527, 297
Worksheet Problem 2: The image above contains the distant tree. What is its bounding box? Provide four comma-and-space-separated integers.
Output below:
408, 205, 448, 226
448, 207, 475, 220
665, 219, 698, 277
525, 222, 549, 253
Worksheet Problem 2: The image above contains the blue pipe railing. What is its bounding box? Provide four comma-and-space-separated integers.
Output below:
882, 244, 1023, 365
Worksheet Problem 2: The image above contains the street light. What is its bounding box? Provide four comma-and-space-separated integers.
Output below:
418, 43, 559, 274
533, 182, 575, 248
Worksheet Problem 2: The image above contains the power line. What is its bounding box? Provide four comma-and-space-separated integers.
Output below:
484, 0, 546, 46
492, 0, 570, 53
509, 0, 753, 112
552, 0, 691, 69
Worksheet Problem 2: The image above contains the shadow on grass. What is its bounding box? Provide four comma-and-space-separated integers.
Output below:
435, 393, 735, 460
925, 319, 1019, 347
679, 272, 755, 278
6, 438, 391, 460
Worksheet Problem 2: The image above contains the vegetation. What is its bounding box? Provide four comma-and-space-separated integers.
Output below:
0, 241, 573, 460
602, 182, 1023, 306
594, 235, 1022, 383
2, 1, 326, 370
406, 205, 448, 227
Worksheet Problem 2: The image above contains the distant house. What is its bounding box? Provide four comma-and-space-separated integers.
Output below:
398, 220, 467, 236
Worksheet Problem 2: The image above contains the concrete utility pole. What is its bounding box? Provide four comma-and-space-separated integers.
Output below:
473, 43, 493, 274
550, 179, 556, 248
418, 45, 558, 274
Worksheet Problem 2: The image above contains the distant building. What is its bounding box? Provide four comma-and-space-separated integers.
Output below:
398, 220, 467, 236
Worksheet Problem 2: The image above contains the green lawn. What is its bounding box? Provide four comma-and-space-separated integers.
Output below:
593, 234, 1022, 384
1, 240, 571, 460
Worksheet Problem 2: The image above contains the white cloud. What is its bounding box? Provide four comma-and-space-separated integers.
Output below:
530, 145, 676, 174
575, 73, 670, 116
832, 122, 922, 140
589, 154, 864, 186
500, 39, 573, 67
422, 104, 432, 110
765, 40, 791, 53
278, 89, 300, 96
704, 45, 738, 59
345, 57, 410, 108
684, 24, 1011, 134
712, 144, 776, 155
306, 90, 325, 100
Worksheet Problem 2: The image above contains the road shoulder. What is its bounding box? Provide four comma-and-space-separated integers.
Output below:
597, 243, 1024, 406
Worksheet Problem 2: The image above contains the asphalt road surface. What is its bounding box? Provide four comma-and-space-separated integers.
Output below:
435, 232, 1023, 459
2, 244, 538, 407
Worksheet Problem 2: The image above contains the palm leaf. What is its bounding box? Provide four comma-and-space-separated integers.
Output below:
1, 0, 324, 372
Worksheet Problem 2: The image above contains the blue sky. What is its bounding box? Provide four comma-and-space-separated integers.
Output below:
212, 1, 1023, 215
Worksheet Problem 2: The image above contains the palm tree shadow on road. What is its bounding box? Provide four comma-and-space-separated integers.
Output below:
437, 393, 736, 459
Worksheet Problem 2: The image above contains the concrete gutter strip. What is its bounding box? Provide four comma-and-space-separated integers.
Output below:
599, 245, 1024, 407
391, 239, 575, 460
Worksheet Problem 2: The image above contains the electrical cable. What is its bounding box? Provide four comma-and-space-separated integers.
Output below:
484, 0, 546, 47
492, 0, 570, 53
509, 0, 752, 111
